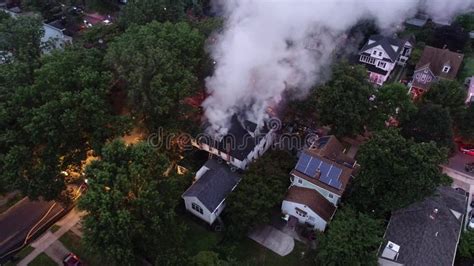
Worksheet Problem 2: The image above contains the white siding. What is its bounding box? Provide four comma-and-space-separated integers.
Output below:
281, 200, 328, 231
291, 175, 340, 206
183, 196, 214, 224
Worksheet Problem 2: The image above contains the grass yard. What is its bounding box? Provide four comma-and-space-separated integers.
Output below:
459, 54, 474, 82
3, 245, 34, 266
180, 215, 313, 265
50, 224, 61, 233
181, 216, 224, 256
28, 252, 56, 266
59, 231, 108, 266
230, 238, 313, 266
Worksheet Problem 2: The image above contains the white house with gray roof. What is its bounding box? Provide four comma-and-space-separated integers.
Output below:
182, 159, 241, 225
359, 35, 414, 85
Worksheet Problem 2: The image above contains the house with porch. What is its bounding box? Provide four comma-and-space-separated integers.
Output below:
192, 115, 276, 170
282, 136, 357, 231
409, 46, 464, 97
182, 159, 241, 225
359, 35, 414, 85
378, 187, 467, 266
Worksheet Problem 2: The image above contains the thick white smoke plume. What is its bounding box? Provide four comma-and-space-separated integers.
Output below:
203, 0, 474, 136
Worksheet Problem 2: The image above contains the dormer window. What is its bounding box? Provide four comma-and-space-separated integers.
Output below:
442, 65, 450, 73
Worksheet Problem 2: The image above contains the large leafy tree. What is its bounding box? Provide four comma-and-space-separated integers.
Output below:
0, 47, 127, 199
119, 0, 186, 28
350, 129, 451, 216
316, 207, 383, 266
105, 21, 204, 130
0, 14, 43, 75
430, 24, 469, 52
456, 104, 474, 142
316, 61, 376, 137
225, 150, 295, 237
79, 140, 189, 265
401, 103, 455, 150
372, 83, 417, 129
422, 80, 466, 117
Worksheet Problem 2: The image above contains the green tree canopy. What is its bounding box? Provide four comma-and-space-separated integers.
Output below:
401, 103, 455, 150
0, 14, 43, 74
0, 47, 127, 199
456, 104, 474, 142
225, 150, 296, 237
105, 21, 204, 130
119, 0, 186, 28
458, 230, 474, 259
372, 83, 417, 129
79, 140, 188, 265
350, 129, 451, 216
316, 207, 383, 266
316, 61, 376, 137
422, 80, 466, 117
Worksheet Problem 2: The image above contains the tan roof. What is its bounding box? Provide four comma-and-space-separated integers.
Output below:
308, 135, 344, 159
415, 46, 464, 80
284, 186, 336, 221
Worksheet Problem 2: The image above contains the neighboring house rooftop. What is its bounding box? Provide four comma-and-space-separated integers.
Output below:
182, 159, 241, 212
293, 136, 355, 196
284, 186, 336, 222
415, 46, 464, 80
379, 187, 467, 266
360, 34, 414, 62
405, 13, 429, 27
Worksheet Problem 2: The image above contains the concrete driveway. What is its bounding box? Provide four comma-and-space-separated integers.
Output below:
248, 225, 294, 256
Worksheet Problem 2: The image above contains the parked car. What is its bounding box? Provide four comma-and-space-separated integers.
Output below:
63, 253, 81, 266
465, 162, 474, 172
459, 143, 474, 156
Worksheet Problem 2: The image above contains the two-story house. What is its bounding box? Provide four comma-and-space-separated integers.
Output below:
281, 135, 357, 231
192, 115, 276, 170
409, 46, 464, 97
359, 35, 414, 85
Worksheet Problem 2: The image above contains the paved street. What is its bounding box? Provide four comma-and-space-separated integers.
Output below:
0, 198, 64, 259
19, 208, 82, 266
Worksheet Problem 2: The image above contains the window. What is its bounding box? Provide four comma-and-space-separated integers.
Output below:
298, 178, 303, 184
373, 50, 377, 55
360, 55, 376, 65
377, 61, 386, 68
442, 66, 450, 73
378, 51, 382, 56
328, 193, 333, 199
295, 208, 307, 217
192, 203, 203, 215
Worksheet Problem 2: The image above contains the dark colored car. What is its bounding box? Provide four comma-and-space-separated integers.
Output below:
63, 253, 81, 266
459, 144, 474, 156
465, 162, 474, 172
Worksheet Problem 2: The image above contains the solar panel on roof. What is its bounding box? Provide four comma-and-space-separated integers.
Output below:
328, 166, 342, 181
305, 157, 322, 177
328, 178, 343, 189
296, 153, 311, 173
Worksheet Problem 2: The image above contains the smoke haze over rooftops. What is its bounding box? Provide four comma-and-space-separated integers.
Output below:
203, 0, 474, 137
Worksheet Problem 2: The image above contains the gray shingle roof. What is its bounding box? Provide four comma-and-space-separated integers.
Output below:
360, 35, 413, 62
380, 187, 467, 266
182, 159, 241, 212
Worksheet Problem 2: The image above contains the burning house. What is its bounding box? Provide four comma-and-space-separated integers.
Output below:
192, 115, 277, 171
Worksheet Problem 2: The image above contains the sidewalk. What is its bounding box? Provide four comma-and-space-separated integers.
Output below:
18, 209, 82, 266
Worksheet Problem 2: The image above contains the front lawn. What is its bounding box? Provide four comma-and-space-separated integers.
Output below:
29, 252, 56, 266
180, 215, 224, 256
459, 54, 474, 82
59, 231, 108, 266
